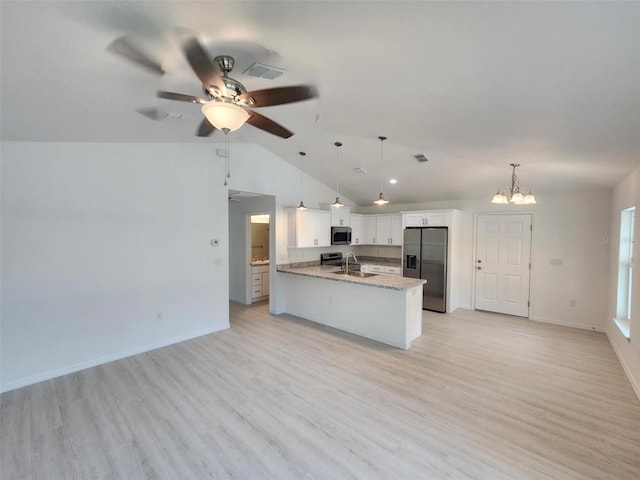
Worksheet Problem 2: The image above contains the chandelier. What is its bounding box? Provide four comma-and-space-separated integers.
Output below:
491, 163, 536, 205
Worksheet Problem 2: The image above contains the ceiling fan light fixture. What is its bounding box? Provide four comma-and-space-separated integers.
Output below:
201, 101, 249, 132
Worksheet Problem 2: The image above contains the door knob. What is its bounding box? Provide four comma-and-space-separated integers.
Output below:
476, 266, 482, 270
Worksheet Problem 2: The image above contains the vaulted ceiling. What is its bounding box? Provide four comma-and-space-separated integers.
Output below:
2, 1, 639, 205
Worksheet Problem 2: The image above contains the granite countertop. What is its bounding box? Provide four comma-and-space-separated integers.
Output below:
276, 264, 425, 291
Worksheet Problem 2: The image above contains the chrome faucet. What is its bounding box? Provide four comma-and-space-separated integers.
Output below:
344, 252, 358, 274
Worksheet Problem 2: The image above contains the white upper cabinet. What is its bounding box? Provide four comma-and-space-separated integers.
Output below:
403, 211, 449, 227
364, 216, 377, 244
330, 206, 351, 227
390, 214, 403, 245
287, 208, 331, 248
375, 214, 403, 245
350, 214, 365, 245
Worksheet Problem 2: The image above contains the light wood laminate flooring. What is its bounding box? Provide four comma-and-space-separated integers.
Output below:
2, 303, 639, 479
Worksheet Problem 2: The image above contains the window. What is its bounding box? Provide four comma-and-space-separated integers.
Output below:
615, 207, 635, 338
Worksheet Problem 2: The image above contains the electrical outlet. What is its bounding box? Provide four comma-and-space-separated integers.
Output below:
570, 300, 576, 307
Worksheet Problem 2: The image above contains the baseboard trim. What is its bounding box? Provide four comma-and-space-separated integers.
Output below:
0, 323, 230, 394
606, 330, 640, 403
530, 315, 604, 333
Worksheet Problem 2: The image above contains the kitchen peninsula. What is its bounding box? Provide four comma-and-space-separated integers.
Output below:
277, 264, 426, 349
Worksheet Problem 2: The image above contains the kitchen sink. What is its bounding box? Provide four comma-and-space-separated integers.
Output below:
332, 270, 378, 278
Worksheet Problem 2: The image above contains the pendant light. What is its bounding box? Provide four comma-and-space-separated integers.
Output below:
374, 136, 389, 205
297, 151, 307, 210
331, 141, 344, 208
490, 163, 537, 205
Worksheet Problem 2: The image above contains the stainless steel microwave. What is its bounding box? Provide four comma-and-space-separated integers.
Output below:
331, 227, 352, 245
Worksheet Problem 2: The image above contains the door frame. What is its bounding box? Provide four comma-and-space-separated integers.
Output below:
472, 211, 535, 317
244, 211, 271, 305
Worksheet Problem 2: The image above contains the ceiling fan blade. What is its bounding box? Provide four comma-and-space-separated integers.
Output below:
106, 36, 164, 76
239, 85, 318, 107
157, 91, 206, 104
246, 110, 293, 138
196, 118, 216, 137
180, 36, 225, 91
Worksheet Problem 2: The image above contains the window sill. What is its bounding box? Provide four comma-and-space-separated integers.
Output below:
613, 317, 631, 341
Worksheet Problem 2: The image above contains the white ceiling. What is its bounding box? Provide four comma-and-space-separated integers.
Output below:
2, 1, 639, 206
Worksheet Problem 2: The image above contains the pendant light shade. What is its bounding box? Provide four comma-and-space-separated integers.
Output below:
297, 151, 307, 210
374, 136, 389, 205
332, 141, 344, 208
490, 163, 537, 205
201, 101, 250, 133
374, 192, 389, 205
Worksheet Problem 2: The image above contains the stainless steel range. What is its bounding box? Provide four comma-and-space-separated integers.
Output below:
320, 252, 343, 267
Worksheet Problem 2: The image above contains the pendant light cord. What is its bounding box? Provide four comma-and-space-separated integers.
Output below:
335, 142, 341, 197
300, 152, 304, 199
380, 139, 383, 191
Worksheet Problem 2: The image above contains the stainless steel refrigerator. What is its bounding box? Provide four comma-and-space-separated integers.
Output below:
403, 227, 448, 312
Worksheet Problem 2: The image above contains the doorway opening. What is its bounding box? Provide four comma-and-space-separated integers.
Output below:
249, 214, 270, 303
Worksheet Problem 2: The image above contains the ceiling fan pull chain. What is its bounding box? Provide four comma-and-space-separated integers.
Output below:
223, 136, 229, 186
226, 135, 231, 180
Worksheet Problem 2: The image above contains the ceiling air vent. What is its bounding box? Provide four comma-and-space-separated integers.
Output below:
244, 63, 285, 80
414, 154, 428, 163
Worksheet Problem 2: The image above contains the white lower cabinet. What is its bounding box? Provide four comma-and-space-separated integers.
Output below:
251, 265, 269, 301
361, 264, 401, 276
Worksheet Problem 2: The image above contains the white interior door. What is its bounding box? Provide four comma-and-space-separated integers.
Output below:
475, 214, 532, 317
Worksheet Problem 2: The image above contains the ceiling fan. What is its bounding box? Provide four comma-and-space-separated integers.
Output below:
107, 35, 318, 138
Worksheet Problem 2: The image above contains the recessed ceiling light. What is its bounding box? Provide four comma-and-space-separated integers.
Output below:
389, 178, 398, 184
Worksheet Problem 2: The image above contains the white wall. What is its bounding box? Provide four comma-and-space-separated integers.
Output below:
607, 165, 640, 398
1, 141, 359, 391
356, 189, 612, 330
1, 142, 231, 392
